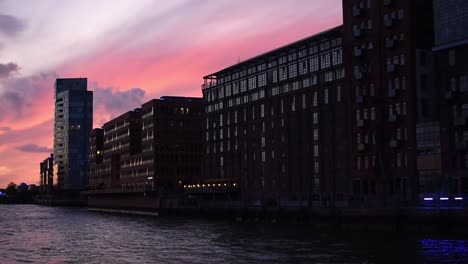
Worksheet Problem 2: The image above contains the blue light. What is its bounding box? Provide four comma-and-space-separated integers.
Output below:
455, 197, 463, 200
440, 197, 449, 201
424, 197, 433, 201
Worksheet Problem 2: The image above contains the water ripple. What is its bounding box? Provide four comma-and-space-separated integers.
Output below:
0, 204, 467, 263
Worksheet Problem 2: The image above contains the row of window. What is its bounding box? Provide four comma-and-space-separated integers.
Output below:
205, 54, 343, 102
206, 72, 344, 112
356, 152, 408, 170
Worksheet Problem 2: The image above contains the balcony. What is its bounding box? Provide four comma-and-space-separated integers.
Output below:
388, 113, 400, 123
357, 143, 366, 152
354, 71, 364, 80
356, 119, 367, 128
387, 63, 397, 73
454, 115, 467, 127
389, 138, 400, 148
353, 28, 363, 38
352, 6, 363, 17
456, 141, 467, 151
384, 17, 394, 28
388, 88, 399, 98
385, 38, 396, 49
445, 90, 455, 100
356, 95, 365, 104
354, 47, 364, 57
384, 0, 393, 6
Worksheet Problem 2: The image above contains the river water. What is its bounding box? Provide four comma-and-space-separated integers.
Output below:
1, 204, 467, 263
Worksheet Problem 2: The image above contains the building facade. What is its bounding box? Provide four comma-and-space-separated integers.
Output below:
434, 0, 468, 196
39, 154, 54, 193
342, 0, 434, 205
88, 97, 203, 194
54, 78, 93, 191
202, 27, 348, 207
88, 128, 104, 189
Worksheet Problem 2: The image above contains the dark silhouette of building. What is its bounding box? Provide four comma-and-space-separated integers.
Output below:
88, 128, 104, 189
201, 26, 347, 207
39, 154, 54, 193
433, 0, 468, 197
139, 97, 203, 192
342, 0, 434, 205
88, 96, 203, 194
54, 78, 93, 191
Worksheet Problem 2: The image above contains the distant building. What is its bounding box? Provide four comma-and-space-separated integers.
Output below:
433, 0, 468, 196
88, 128, 104, 189
54, 78, 93, 191
39, 153, 54, 193
201, 26, 347, 207
88, 96, 203, 193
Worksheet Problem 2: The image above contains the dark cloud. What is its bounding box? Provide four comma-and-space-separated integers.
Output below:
0, 62, 20, 79
0, 126, 11, 132
91, 82, 146, 124
0, 14, 25, 37
16, 144, 52, 153
0, 72, 56, 122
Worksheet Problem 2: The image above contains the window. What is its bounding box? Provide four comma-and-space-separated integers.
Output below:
218, 86, 224, 98
279, 67, 287, 81
314, 145, 319, 157
302, 94, 306, 108
240, 80, 247, 92
299, 60, 308, 75
258, 73, 267, 87
320, 53, 331, 69
314, 128, 319, 141
337, 86, 341, 102
233, 82, 239, 94
310, 56, 319, 72
225, 84, 231, 97
248, 77, 257, 90
313, 92, 318, 107
313, 112, 318, 124
449, 50, 456, 66
460, 76, 468, 92
332, 49, 342, 66
291, 97, 296, 111
272, 70, 278, 83
324, 89, 329, 104
272, 86, 279, 96
288, 63, 297, 78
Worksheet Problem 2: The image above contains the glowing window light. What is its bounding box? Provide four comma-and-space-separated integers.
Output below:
440, 197, 449, 201
202, 184, 205, 187
197, 184, 200, 187
455, 197, 463, 200
233, 183, 236, 186
423, 197, 433, 201
207, 184, 211, 187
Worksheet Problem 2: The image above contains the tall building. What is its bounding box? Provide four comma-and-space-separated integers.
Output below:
201, 27, 347, 207
433, 0, 468, 196
342, 0, 434, 204
54, 78, 93, 191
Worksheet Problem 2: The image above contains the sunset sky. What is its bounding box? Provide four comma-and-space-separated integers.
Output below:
0, 0, 342, 187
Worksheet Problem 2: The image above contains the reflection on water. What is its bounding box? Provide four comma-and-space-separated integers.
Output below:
0, 204, 467, 263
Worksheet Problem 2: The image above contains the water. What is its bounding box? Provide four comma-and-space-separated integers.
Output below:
1, 205, 468, 263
